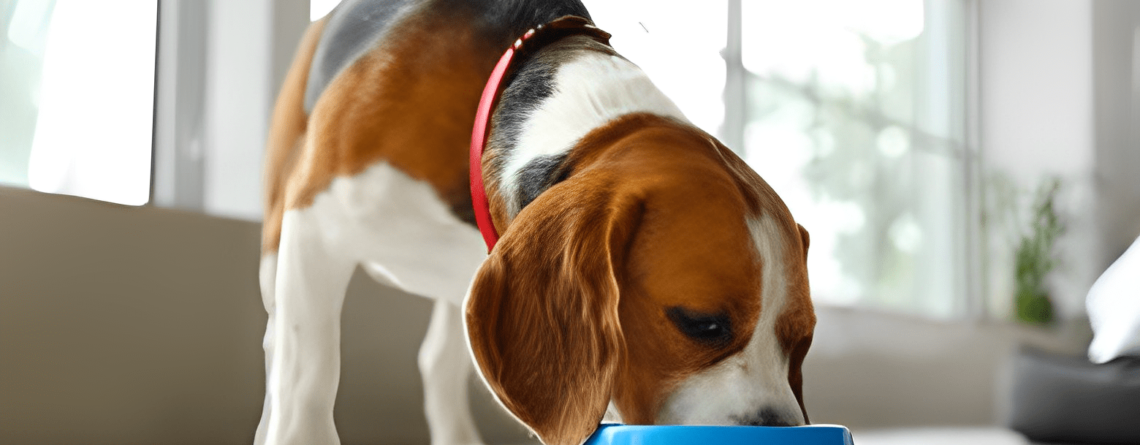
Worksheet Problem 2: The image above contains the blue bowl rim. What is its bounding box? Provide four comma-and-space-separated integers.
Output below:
583, 423, 854, 445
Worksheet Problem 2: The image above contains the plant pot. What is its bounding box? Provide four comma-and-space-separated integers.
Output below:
1015, 290, 1054, 325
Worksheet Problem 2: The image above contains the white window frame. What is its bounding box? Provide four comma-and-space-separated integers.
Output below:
152, 0, 308, 221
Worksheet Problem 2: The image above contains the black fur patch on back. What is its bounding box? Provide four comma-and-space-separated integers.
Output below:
304, 0, 591, 114
304, 0, 412, 113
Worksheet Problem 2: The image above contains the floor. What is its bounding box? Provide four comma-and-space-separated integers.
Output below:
852, 427, 1031, 445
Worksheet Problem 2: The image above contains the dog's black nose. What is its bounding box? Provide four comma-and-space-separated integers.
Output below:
738, 408, 797, 427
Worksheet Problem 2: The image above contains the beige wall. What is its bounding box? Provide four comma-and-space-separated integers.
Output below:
1, 187, 1091, 444
803, 307, 1090, 429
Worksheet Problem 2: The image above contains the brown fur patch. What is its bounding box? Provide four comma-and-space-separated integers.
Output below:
282, 10, 501, 219
571, 116, 767, 423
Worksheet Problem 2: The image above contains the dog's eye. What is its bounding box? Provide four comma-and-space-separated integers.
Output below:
666, 307, 732, 346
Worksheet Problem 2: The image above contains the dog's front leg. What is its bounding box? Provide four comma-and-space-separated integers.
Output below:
259, 210, 356, 445
419, 300, 484, 445
255, 252, 279, 445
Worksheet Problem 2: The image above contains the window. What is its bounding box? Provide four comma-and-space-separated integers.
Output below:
584, 0, 972, 318
1, 0, 272, 219
0, 0, 158, 206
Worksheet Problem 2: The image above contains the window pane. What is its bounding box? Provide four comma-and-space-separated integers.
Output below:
0, 0, 157, 206
742, 0, 967, 317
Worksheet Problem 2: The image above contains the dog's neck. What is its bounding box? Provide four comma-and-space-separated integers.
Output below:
482, 36, 689, 228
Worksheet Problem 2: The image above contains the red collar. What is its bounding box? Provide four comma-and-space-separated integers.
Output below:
469, 16, 611, 253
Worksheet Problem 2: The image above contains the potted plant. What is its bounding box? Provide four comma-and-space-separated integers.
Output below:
1013, 179, 1064, 325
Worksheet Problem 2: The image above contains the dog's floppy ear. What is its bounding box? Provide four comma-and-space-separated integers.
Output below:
465, 179, 637, 445
797, 223, 810, 260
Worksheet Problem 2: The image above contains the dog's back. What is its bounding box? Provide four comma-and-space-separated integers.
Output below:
262, 0, 592, 253
303, 0, 415, 114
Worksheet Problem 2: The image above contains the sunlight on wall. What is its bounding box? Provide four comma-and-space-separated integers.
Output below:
587, 0, 727, 137
27, 0, 157, 206
7, 0, 54, 54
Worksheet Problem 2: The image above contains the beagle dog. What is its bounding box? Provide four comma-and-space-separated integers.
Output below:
256, 1, 816, 445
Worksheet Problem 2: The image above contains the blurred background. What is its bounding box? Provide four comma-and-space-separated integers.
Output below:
2, 0, 1138, 444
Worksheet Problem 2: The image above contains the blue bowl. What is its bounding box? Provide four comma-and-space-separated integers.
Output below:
583, 424, 854, 445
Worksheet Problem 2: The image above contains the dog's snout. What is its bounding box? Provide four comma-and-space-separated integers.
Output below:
738, 407, 800, 427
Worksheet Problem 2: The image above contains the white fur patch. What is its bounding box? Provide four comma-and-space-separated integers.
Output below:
324, 161, 488, 304
258, 162, 488, 445
655, 214, 803, 426
498, 52, 689, 218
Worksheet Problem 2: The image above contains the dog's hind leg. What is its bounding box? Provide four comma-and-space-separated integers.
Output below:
261, 209, 356, 445
419, 300, 484, 445
257, 16, 330, 445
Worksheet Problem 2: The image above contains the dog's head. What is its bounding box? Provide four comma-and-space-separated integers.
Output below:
465, 115, 815, 445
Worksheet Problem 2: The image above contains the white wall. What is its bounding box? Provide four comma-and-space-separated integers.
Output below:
979, 0, 1100, 320
980, 0, 1140, 320
804, 307, 1091, 429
